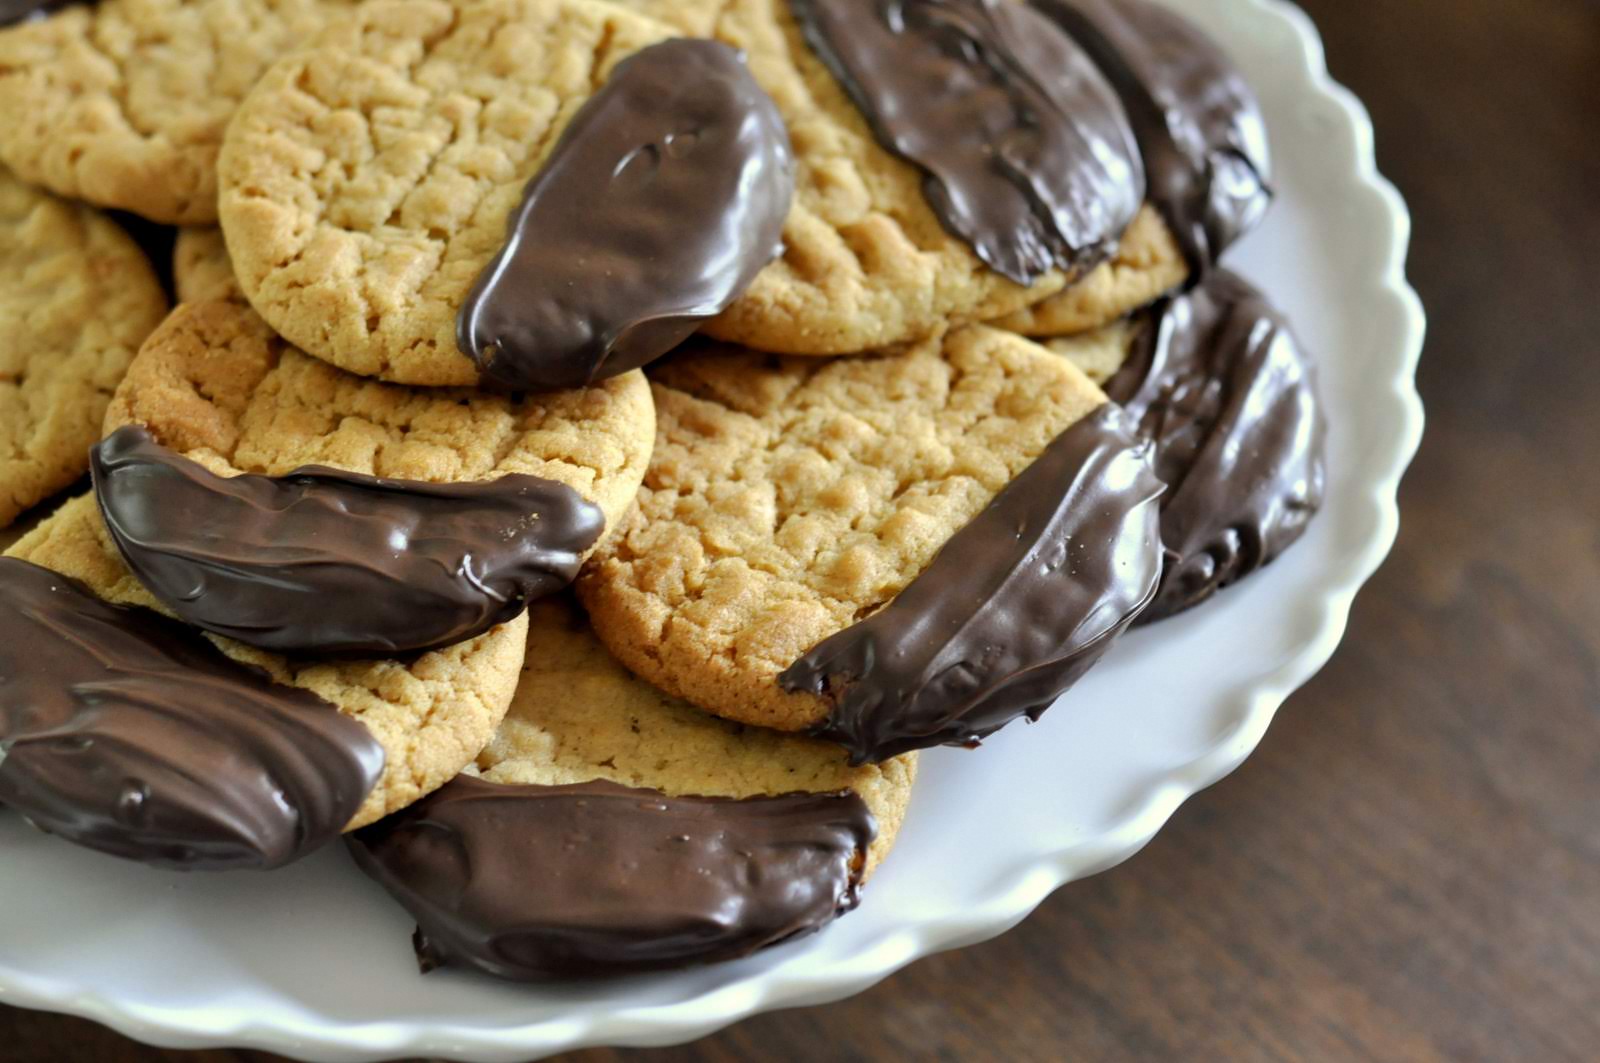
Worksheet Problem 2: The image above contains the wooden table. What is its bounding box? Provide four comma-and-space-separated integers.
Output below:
6, 0, 1598, 1059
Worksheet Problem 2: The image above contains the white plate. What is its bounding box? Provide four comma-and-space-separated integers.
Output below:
0, 2, 1425, 1058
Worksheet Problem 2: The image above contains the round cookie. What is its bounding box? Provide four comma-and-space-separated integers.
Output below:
578, 323, 1151, 741
217, 0, 681, 387
102, 299, 655, 542
0, 0, 358, 224
0, 167, 167, 529
477, 595, 915, 878
5, 492, 526, 831
173, 226, 241, 303
990, 205, 1189, 338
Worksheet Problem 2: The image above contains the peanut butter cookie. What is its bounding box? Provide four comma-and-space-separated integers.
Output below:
478, 595, 916, 877
217, 0, 681, 386
0, 0, 358, 223
6, 493, 526, 830
0, 168, 167, 528
577, 324, 1156, 741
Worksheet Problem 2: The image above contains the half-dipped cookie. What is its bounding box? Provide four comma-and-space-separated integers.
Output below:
2, 493, 516, 863
993, 0, 1273, 337
350, 595, 916, 980
91, 299, 653, 656
220, 0, 794, 389
580, 325, 1165, 763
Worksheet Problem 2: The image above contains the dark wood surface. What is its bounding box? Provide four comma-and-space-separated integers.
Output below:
6, 0, 1598, 1060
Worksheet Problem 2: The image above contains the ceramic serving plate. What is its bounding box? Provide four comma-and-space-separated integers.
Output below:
0, 1, 1425, 1058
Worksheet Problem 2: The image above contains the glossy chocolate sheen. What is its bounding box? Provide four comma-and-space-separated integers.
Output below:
1032, 0, 1272, 273
348, 777, 876, 980
91, 426, 604, 657
1106, 270, 1326, 622
0, 0, 72, 26
0, 558, 384, 869
791, 0, 1143, 285
458, 39, 793, 392
782, 403, 1165, 763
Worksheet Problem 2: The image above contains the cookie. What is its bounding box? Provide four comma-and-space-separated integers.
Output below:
0, 551, 386, 870
102, 299, 655, 540
579, 324, 1165, 760
218, 0, 707, 388
5, 492, 525, 833
173, 227, 241, 303
0, 167, 168, 529
993, 0, 1273, 341
1099, 270, 1326, 621
698, 0, 1144, 355
989, 205, 1189, 338
87, 298, 652, 656
0, 0, 358, 224
348, 595, 917, 979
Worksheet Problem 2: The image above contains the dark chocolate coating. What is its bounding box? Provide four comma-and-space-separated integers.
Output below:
0, 0, 71, 26
790, 0, 1143, 286
348, 777, 876, 980
0, 558, 384, 870
1031, 0, 1272, 273
91, 426, 604, 657
458, 39, 793, 392
782, 403, 1165, 763
1106, 270, 1326, 622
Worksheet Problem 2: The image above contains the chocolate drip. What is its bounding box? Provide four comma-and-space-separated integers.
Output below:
348, 777, 875, 980
0, 558, 384, 869
458, 39, 793, 391
1106, 270, 1326, 622
782, 404, 1164, 763
0, 0, 72, 27
1032, 0, 1272, 273
791, 0, 1143, 285
92, 426, 604, 657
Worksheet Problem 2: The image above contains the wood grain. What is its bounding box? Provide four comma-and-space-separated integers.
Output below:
4, 0, 1598, 1059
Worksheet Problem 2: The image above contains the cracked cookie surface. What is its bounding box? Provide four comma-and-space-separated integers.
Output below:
578, 324, 1107, 732
0, 0, 359, 224
217, 0, 677, 387
6, 493, 527, 830
102, 299, 656, 540
0, 168, 167, 529
476, 595, 917, 878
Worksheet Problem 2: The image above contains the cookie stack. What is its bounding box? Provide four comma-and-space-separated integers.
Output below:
0, 0, 1326, 981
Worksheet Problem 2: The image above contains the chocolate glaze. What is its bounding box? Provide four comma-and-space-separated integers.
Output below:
91, 426, 604, 657
782, 403, 1164, 763
458, 39, 793, 392
0, 557, 384, 869
0, 0, 72, 27
348, 777, 875, 980
1106, 270, 1326, 622
1032, 0, 1272, 273
791, 0, 1143, 285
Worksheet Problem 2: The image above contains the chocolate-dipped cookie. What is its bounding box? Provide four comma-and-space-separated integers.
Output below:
219, 0, 794, 389
0, 555, 384, 870
4, 493, 519, 844
994, 0, 1273, 338
579, 325, 1164, 763
350, 595, 916, 980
